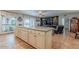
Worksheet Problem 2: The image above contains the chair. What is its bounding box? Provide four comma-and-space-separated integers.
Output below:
54, 25, 64, 34
75, 32, 79, 39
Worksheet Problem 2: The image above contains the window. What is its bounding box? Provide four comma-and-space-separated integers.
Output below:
24, 16, 36, 27
24, 16, 30, 27
1, 16, 16, 32
29, 17, 36, 27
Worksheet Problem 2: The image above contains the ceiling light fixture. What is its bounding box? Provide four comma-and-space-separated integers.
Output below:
38, 10, 46, 17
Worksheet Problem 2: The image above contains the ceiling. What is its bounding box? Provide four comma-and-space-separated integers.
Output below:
6, 10, 79, 17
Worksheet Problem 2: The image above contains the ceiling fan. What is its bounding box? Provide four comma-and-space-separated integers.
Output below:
37, 10, 47, 17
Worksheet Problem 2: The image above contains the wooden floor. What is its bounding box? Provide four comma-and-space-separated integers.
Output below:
0, 32, 79, 49
52, 32, 79, 49
0, 33, 34, 49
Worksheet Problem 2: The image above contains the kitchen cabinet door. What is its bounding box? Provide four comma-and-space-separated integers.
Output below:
19, 28, 24, 39
35, 31, 45, 49
29, 30, 36, 47
18, 28, 21, 38
22, 30, 26, 40
24, 30, 28, 42
15, 28, 18, 36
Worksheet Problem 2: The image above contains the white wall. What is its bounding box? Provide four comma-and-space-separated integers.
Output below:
0, 11, 1, 32
67, 13, 79, 19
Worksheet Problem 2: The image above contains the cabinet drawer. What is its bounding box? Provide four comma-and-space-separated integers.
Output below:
36, 31, 45, 36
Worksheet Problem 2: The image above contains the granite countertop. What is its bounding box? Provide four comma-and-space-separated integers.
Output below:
18, 26, 53, 32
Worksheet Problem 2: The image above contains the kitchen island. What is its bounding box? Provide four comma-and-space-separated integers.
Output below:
15, 26, 53, 49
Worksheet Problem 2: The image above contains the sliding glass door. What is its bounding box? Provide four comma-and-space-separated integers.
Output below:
0, 16, 16, 33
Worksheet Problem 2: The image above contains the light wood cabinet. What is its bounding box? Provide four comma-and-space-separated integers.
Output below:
28, 30, 46, 48
35, 31, 45, 48
21, 30, 25, 40
25, 30, 28, 42
15, 28, 29, 42
15, 27, 53, 49
29, 30, 36, 47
